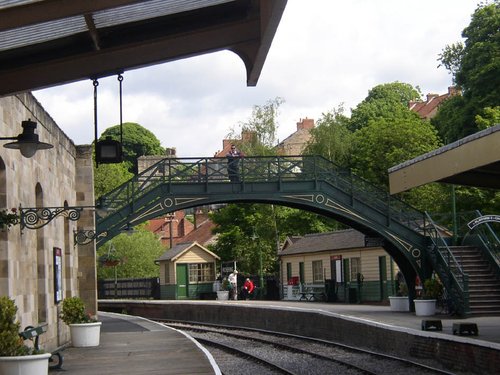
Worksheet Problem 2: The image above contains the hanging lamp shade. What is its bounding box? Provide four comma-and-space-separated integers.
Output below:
3, 119, 53, 158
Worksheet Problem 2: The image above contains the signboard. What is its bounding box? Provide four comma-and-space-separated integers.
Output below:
365, 236, 384, 247
221, 260, 237, 278
467, 215, 500, 229
53, 247, 62, 304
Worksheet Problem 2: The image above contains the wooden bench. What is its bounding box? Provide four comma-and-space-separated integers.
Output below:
19, 324, 64, 370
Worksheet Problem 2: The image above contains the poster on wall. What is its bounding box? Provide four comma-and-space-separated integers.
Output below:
53, 247, 62, 304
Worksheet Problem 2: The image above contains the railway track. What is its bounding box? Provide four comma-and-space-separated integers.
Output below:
162, 321, 459, 375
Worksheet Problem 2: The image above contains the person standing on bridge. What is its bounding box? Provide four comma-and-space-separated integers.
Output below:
226, 144, 244, 182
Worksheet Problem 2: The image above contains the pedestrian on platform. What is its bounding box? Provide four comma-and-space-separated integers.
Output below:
241, 278, 254, 300
228, 270, 238, 300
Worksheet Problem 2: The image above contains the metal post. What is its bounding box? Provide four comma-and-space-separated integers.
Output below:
451, 184, 458, 245
259, 245, 264, 299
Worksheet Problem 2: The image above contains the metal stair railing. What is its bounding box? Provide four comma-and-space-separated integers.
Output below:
424, 211, 469, 315
463, 210, 500, 277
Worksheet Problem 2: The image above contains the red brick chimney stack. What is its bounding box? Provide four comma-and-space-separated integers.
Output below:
297, 118, 314, 131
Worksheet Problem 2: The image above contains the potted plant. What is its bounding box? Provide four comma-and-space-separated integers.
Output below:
389, 282, 409, 312
98, 252, 121, 267
60, 296, 102, 347
216, 278, 230, 300
0, 208, 19, 230
414, 277, 443, 316
0, 297, 51, 375
98, 242, 122, 267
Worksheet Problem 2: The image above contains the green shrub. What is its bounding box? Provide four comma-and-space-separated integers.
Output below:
0, 297, 33, 356
60, 297, 96, 325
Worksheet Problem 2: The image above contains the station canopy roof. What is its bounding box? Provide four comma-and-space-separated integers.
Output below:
388, 124, 500, 194
0, 0, 287, 96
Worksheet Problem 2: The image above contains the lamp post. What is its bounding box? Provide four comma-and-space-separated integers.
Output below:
252, 233, 264, 299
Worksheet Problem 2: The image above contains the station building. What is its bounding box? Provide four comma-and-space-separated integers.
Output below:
0, 93, 96, 350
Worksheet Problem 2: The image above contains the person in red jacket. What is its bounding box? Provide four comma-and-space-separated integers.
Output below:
241, 278, 254, 300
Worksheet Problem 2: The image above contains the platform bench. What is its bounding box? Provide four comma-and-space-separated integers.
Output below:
452, 322, 478, 336
421, 319, 442, 331
19, 324, 64, 370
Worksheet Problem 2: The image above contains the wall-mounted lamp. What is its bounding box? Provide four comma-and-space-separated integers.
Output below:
0, 119, 53, 158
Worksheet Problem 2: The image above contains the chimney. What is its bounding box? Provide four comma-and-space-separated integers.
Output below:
448, 86, 461, 96
426, 94, 439, 102
241, 130, 256, 143
297, 118, 314, 131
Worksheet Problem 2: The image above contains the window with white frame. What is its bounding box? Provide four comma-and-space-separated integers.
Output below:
350, 257, 361, 281
188, 263, 215, 283
312, 260, 323, 283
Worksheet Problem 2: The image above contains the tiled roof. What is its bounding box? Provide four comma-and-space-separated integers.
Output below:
156, 241, 220, 261
279, 229, 369, 256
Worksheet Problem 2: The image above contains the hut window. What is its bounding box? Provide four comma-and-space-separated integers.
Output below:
312, 260, 323, 283
188, 263, 215, 283
350, 258, 361, 281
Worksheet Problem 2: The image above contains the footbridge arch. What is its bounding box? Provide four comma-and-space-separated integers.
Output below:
96, 156, 431, 291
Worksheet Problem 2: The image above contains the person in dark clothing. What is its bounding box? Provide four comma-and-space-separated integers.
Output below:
226, 144, 244, 182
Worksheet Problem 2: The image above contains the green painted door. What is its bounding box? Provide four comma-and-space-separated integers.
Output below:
176, 264, 188, 299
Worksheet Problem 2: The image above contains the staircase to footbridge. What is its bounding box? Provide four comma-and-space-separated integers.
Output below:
95, 155, 499, 316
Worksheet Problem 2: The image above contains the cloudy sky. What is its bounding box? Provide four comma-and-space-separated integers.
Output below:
33, 0, 478, 157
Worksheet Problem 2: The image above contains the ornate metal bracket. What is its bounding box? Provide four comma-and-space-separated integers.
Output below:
74, 229, 107, 246
20, 205, 94, 230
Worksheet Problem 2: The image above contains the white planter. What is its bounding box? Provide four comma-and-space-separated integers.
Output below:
0, 353, 51, 375
69, 322, 102, 347
389, 296, 409, 312
414, 299, 436, 316
216, 291, 229, 300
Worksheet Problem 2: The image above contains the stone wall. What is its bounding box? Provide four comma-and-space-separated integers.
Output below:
0, 93, 95, 351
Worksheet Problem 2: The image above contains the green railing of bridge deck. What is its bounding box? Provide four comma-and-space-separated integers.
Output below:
96, 155, 425, 234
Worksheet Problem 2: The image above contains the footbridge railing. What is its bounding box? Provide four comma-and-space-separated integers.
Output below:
97, 155, 425, 233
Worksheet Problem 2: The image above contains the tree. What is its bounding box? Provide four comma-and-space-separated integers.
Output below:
351, 117, 441, 189
349, 82, 421, 132
94, 162, 133, 198
209, 203, 337, 276
100, 122, 165, 173
435, 1, 500, 141
303, 105, 352, 167
96, 225, 166, 279
227, 97, 284, 155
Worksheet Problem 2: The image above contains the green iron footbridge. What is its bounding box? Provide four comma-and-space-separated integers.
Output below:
95, 155, 474, 315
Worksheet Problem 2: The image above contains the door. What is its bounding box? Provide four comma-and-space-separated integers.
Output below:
176, 264, 188, 299
378, 256, 387, 300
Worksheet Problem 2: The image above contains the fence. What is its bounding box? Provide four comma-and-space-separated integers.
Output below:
98, 277, 160, 299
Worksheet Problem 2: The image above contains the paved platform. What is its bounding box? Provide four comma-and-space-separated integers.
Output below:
52, 312, 220, 375
62, 300, 500, 374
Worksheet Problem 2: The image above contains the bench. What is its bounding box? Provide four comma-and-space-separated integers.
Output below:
19, 324, 65, 370
299, 284, 326, 302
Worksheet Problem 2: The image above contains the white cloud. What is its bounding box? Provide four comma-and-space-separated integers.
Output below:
33, 0, 478, 157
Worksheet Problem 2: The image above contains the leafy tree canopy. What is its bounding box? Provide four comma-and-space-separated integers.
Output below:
227, 97, 284, 156
436, 1, 500, 141
100, 122, 165, 173
209, 203, 338, 275
349, 82, 421, 131
97, 225, 165, 279
94, 162, 133, 198
351, 117, 441, 189
303, 105, 352, 167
